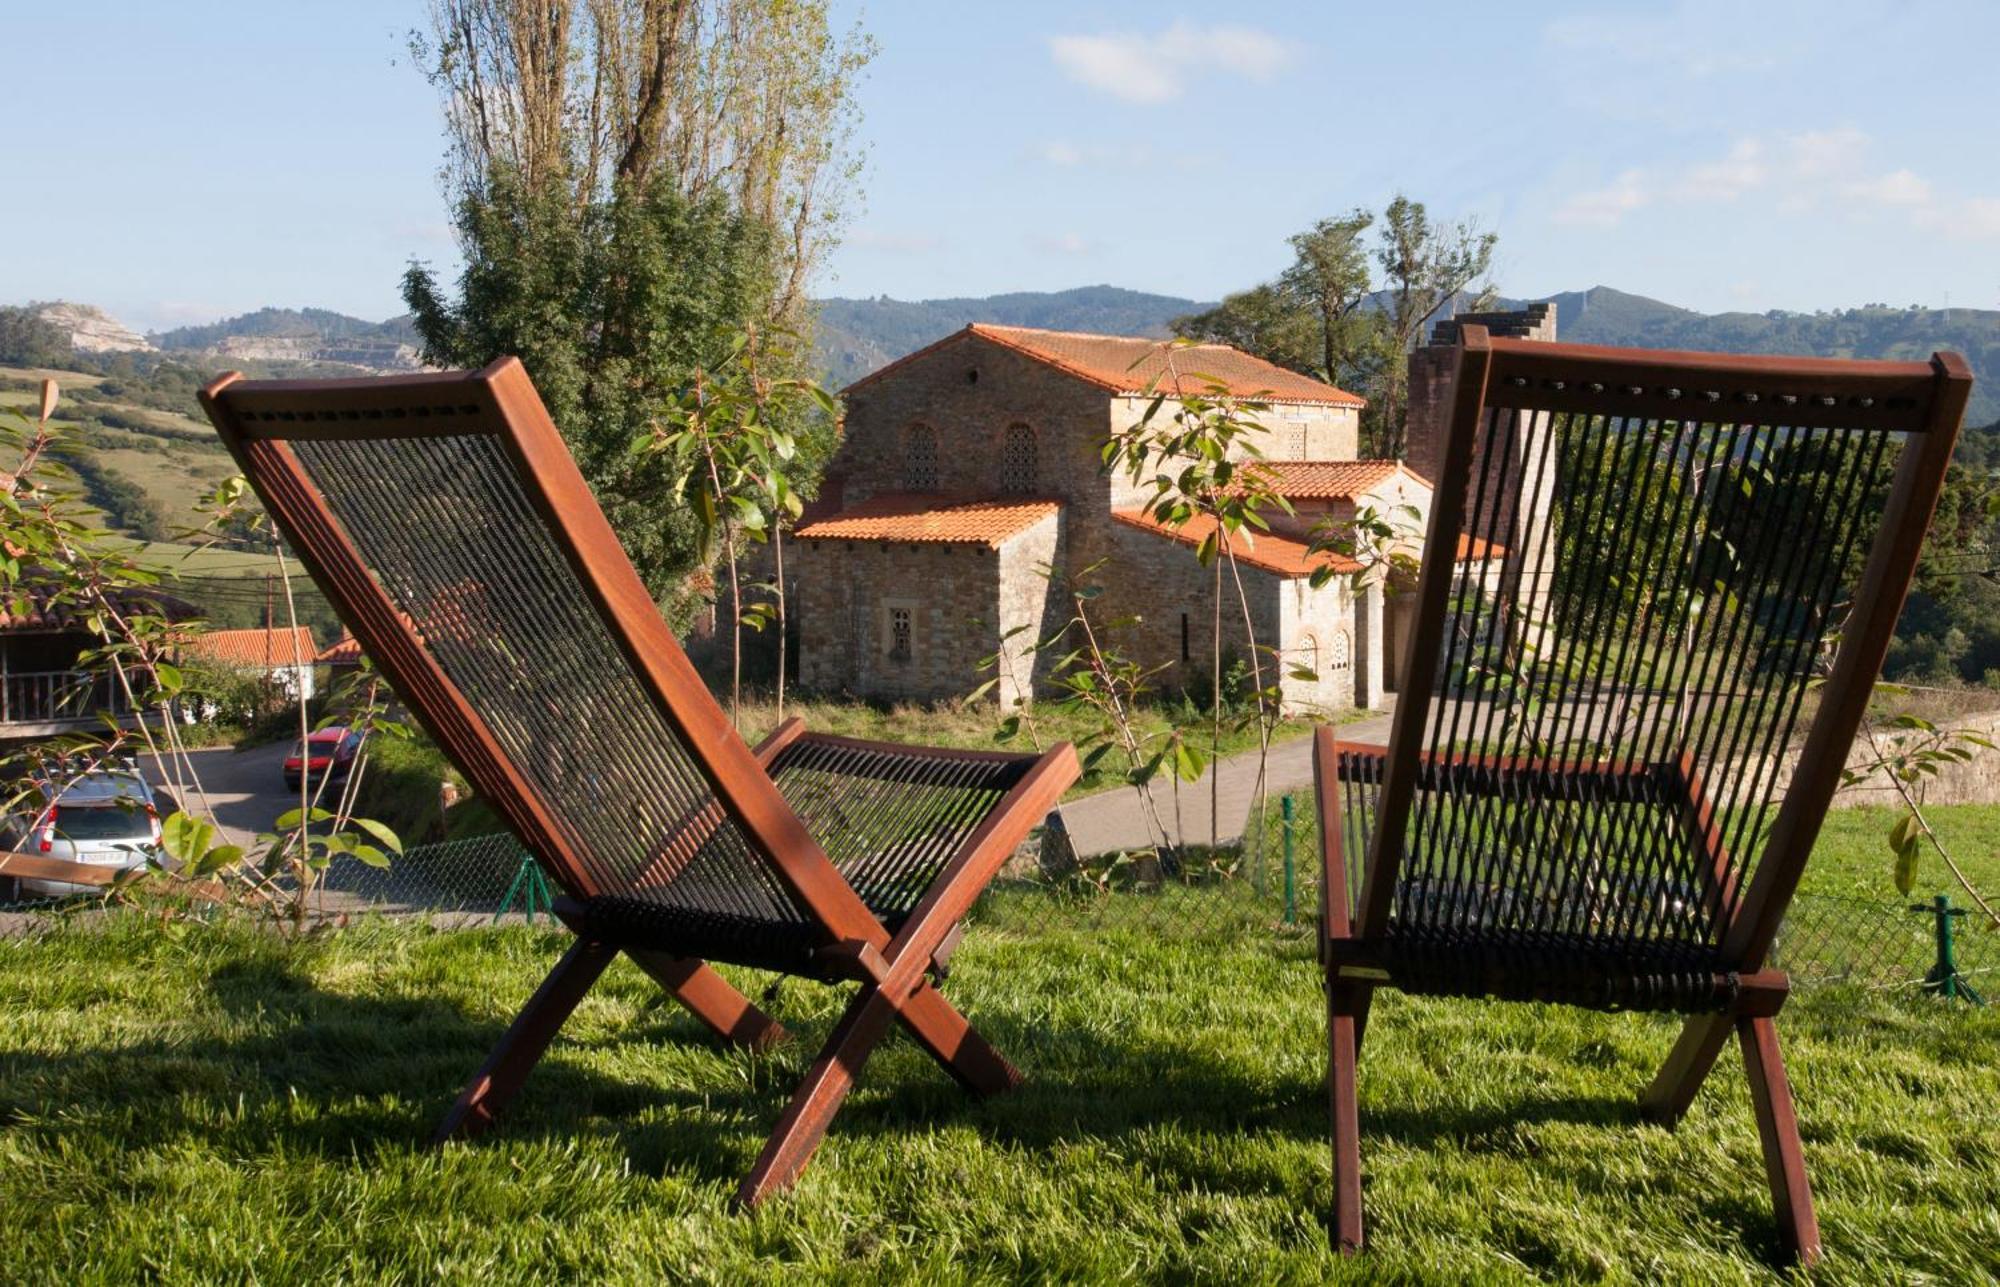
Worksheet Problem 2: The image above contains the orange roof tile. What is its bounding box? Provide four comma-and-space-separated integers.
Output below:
318, 633, 362, 664
794, 493, 1061, 547
1112, 509, 1363, 579
845, 324, 1367, 407
1458, 533, 1507, 561
182, 625, 318, 669
1242, 460, 1428, 500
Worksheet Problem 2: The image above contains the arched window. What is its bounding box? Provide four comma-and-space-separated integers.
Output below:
999, 422, 1038, 494
1330, 629, 1352, 672
902, 424, 939, 492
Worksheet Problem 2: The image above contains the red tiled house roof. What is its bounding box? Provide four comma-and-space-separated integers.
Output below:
1111, 510, 1364, 579
318, 633, 362, 665
794, 494, 1061, 547
845, 324, 1367, 407
182, 625, 318, 669
1243, 460, 1430, 499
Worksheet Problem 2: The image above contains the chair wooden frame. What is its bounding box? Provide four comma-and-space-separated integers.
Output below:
200, 358, 1078, 1205
1316, 330, 1972, 1265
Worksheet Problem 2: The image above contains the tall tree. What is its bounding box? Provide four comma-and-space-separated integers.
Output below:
1373, 195, 1497, 456
1277, 209, 1376, 390
402, 0, 869, 611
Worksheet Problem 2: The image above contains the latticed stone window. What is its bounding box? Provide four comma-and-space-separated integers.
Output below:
1288, 425, 1309, 460
1330, 628, 1352, 672
888, 606, 913, 661
903, 424, 939, 491
999, 422, 1038, 494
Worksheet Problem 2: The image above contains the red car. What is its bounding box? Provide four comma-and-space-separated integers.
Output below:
283, 727, 362, 792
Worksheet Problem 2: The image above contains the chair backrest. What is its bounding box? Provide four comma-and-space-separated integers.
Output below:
1363, 329, 1971, 969
200, 358, 880, 942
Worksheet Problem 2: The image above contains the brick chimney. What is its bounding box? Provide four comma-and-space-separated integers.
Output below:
1403, 302, 1556, 488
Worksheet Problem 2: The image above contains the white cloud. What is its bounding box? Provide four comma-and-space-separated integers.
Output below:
1554, 170, 1652, 227
1681, 139, 1766, 202
1847, 168, 1932, 208
1041, 140, 1086, 167
1914, 197, 2000, 241
1048, 21, 1294, 105
1552, 130, 1999, 240
1543, 8, 1777, 77
1030, 232, 1093, 256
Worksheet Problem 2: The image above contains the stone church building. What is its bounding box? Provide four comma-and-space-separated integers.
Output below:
789, 323, 1449, 713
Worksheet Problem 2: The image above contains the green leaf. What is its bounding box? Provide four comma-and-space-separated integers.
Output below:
349, 843, 392, 869
348, 816, 404, 856
159, 811, 214, 865
191, 843, 243, 877
1893, 839, 1921, 897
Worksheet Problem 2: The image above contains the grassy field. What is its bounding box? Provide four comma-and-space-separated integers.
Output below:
0, 912, 1993, 1283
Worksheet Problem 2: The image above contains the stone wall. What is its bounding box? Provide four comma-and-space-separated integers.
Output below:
793, 536, 1002, 703
839, 334, 1110, 508
995, 512, 1067, 706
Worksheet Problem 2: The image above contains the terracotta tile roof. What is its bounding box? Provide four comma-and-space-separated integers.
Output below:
1242, 460, 1429, 500
845, 324, 1367, 407
182, 625, 318, 670
0, 581, 196, 632
1458, 533, 1507, 561
1116, 509, 1504, 573
318, 633, 361, 664
1112, 509, 1364, 579
794, 493, 1061, 547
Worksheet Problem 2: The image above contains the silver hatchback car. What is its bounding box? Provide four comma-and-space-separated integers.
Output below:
4, 767, 164, 898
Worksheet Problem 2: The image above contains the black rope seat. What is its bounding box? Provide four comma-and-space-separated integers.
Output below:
572, 738, 1030, 973
1334, 745, 1739, 1012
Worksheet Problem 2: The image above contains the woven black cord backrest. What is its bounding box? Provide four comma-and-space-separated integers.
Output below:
280, 428, 808, 928
1400, 346, 1914, 953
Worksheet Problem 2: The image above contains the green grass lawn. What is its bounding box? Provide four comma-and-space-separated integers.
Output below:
1, 912, 1994, 1282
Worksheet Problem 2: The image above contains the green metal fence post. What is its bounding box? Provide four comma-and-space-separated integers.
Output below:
497, 852, 553, 926
1281, 794, 1296, 925
1915, 892, 1984, 1005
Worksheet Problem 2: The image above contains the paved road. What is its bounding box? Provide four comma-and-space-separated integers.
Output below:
141, 741, 297, 848
1054, 706, 1395, 856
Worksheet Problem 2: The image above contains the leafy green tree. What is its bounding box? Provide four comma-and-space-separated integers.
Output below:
1373, 195, 1496, 456
403, 169, 789, 613
0, 306, 72, 369
403, 0, 870, 614
1177, 198, 1496, 458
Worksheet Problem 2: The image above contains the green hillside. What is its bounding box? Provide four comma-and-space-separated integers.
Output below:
152, 306, 418, 351
1514, 287, 2000, 424
813, 285, 1205, 389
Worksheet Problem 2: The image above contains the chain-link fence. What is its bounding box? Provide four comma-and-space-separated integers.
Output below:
3, 804, 1991, 1005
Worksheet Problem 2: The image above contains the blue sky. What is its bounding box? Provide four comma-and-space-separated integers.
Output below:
5, 0, 1996, 333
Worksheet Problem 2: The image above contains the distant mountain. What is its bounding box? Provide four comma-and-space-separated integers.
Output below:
1488, 287, 2000, 424
813, 285, 1206, 389
152, 307, 423, 373
31, 302, 155, 355
152, 307, 418, 350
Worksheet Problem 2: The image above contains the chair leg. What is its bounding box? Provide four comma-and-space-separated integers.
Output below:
434, 937, 617, 1144
894, 977, 1021, 1097
627, 949, 788, 1051
736, 982, 901, 1208
1739, 1016, 1821, 1267
1328, 982, 1365, 1254
1639, 1012, 1733, 1125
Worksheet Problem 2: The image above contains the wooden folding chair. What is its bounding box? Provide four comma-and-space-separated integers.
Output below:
199, 358, 1078, 1205
1316, 329, 1971, 1264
